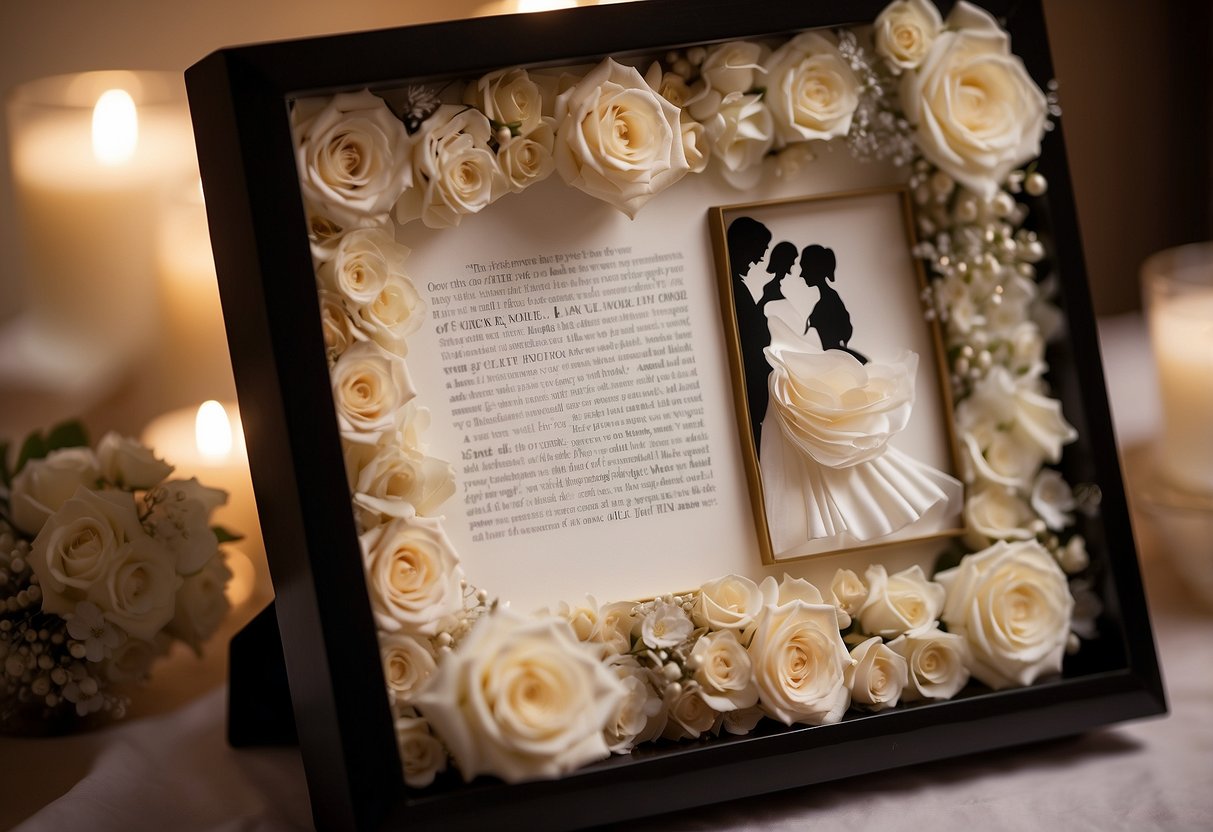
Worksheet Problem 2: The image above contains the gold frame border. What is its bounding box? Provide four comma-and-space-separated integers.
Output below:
708, 185, 965, 565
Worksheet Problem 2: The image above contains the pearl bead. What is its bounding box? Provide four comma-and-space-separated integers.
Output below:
1025, 172, 1048, 196
992, 192, 1015, 217
666, 681, 683, 698
663, 662, 681, 681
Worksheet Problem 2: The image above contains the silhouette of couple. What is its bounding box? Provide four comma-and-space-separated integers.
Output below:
727, 216, 867, 449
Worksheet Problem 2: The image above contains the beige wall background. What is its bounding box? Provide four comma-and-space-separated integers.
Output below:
1, 0, 1210, 320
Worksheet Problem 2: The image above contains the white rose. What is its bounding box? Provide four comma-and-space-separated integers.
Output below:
553, 58, 692, 218
305, 208, 390, 265
693, 574, 762, 632
720, 705, 765, 735
747, 599, 853, 725
662, 686, 718, 741
96, 433, 172, 490
699, 41, 769, 98
874, 0, 944, 72
640, 599, 693, 649
87, 533, 181, 641
318, 290, 360, 360
380, 632, 437, 706
349, 440, 455, 524
395, 716, 448, 788
1059, 535, 1089, 574
858, 564, 945, 638
497, 119, 557, 194
603, 655, 665, 753
888, 627, 971, 701
397, 105, 506, 229
464, 68, 548, 137
331, 341, 416, 442
144, 478, 228, 575
703, 92, 774, 189
956, 367, 1077, 464
105, 635, 168, 685
653, 71, 694, 109
679, 116, 711, 175
360, 514, 464, 636
30, 487, 144, 616
901, 2, 1048, 199
1007, 321, 1045, 378
1030, 468, 1075, 531
319, 226, 409, 307
10, 448, 101, 535
830, 568, 868, 630
167, 552, 232, 653
554, 595, 601, 643
596, 600, 638, 656
936, 539, 1074, 689
689, 630, 758, 712
293, 90, 413, 227
764, 32, 860, 147
961, 427, 1043, 490
758, 573, 852, 628
964, 485, 1036, 546
845, 636, 909, 711
766, 347, 918, 469
415, 609, 625, 783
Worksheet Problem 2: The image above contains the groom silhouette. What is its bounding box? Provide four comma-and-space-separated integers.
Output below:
726, 216, 777, 449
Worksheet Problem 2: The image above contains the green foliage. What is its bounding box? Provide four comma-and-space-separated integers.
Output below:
212, 525, 244, 544
12, 420, 90, 476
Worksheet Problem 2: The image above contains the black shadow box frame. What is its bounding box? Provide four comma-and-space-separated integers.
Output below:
186, 1, 1166, 829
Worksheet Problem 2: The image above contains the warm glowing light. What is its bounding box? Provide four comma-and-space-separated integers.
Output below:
516, 0, 578, 12
91, 88, 138, 164
195, 400, 233, 458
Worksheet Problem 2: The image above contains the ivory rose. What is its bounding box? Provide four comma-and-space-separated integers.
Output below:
355, 274, 425, 358
293, 90, 413, 227
414, 609, 625, 783
830, 568, 868, 629
463, 68, 548, 137
764, 32, 860, 147
318, 226, 410, 306
87, 534, 180, 641
766, 347, 918, 469
693, 574, 763, 632
956, 367, 1078, 465
318, 290, 359, 359
688, 630, 758, 712
747, 599, 853, 725
858, 564, 945, 638
603, 655, 665, 753
331, 341, 416, 442
874, 0, 943, 72
10, 448, 100, 535
348, 439, 455, 523
380, 632, 438, 705
936, 539, 1074, 689
702, 92, 775, 189
888, 627, 971, 701
553, 58, 692, 218
845, 636, 909, 710
360, 515, 464, 635
497, 119, 557, 193
662, 686, 718, 741
964, 485, 1037, 546
397, 105, 507, 229
96, 433, 172, 490
168, 553, 232, 653
901, 2, 1048, 199
395, 716, 448, 788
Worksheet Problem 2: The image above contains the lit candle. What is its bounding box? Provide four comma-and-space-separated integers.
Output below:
154, 179, 238, 409
6, 71, 197, 383
142, 401, 269, 604
1144, 242, 1213, 495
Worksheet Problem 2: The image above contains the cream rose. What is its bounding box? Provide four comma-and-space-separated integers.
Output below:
662, 687, 718, 741
888, 627, 971, 701
936, 539, 1073, 689
318, 290, 360, 360
293, 90, 413, 227
87, 534, 181, 641
144, 478, 228, 575
596, 600, 638, 656
874, 0, 944, 72
858, 564, 945, 638
956, 367, 1077, 465
10, 448, 101, 535
30, 487, 144, 616
380, 632, 437, 706
703, 92, 774, 189
319, 226, 410, 307
747, 599, 853, 725
105, 636, 164, 685
464, 68, 548, 137
766, 347, 918, 469
331, 341, 416, 442
497, 119, 557, 194
721, 705, 765, 735
360, 515, 464, 636
96, 433, 172, 490
168, 552, 232, 653
700, 41, 769, 99
395, 716, 448, 788
901, 2, 1048, 199
689, 630, 758, 712
679, 116, 711, 175
961, 427, 1043, 491
831, 568, 869, 630
693, 574, 762, 632
603, 655, 665, 753
414, 609, 625, 783
397, 105, 506, 229
553, 58, 692, 218
764, 32, 860, 147
964, 485, 1036, 546
846, 636, 909, 710
350, 439, 455, 523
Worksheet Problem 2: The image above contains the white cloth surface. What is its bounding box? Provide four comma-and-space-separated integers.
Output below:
4, 314, 1209, 831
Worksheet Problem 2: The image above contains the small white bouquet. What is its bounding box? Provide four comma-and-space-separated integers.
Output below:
0, 422, 235, 733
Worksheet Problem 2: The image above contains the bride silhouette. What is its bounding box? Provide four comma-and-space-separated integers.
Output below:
799, 244, 868, 365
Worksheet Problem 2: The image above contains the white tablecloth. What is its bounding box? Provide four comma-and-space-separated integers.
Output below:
5, 315, 1211, 831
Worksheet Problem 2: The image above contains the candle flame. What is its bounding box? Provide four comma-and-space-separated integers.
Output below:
196, 400, 233, 458
91, 89, 138, 165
